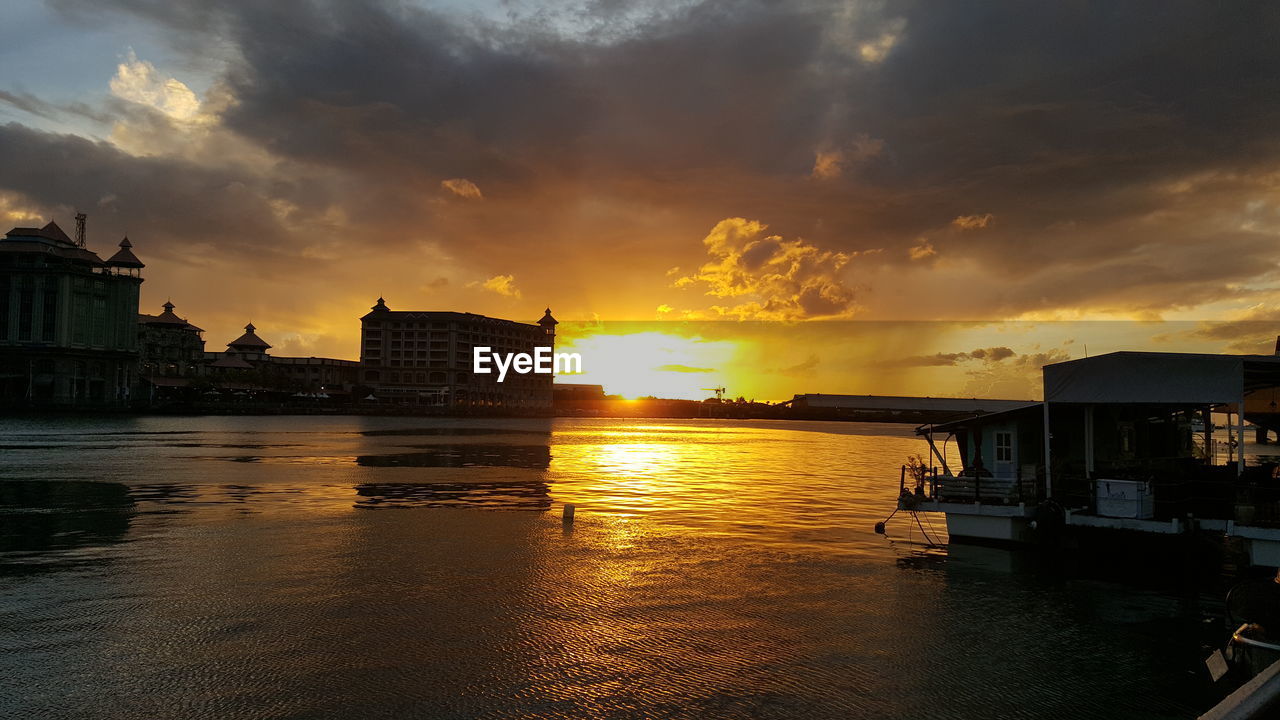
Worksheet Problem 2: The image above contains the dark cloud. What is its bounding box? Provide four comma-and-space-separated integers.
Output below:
0, 90, 113, 125
1157, 313, 1280, 354
4, 0, 1280, 322
773, 354, 820, 377
896, 346, 1017, 367
0, 122, 303, 263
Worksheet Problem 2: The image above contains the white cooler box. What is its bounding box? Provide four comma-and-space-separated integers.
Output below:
1095, 479, 1154, 519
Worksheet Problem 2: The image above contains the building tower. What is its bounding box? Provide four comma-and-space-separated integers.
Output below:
226, 323, 272, 363
538, 308, 557, 344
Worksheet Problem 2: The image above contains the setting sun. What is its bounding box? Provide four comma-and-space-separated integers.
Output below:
554, 330, 739, 401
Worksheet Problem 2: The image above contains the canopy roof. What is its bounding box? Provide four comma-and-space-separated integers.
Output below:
922, 402, 1043, 434
1043, 352, 1280, 405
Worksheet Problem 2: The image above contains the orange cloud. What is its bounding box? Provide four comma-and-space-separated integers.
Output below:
675, 218, 859, 319
441, 178, 483, 199
474, 274, 521, 298
952, 213, 994, 230
909, 240, 936, 260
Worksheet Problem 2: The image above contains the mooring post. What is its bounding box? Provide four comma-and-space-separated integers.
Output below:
563, 503, 576, 524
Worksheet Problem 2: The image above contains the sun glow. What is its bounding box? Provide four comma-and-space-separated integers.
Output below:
554, 331, 739, 400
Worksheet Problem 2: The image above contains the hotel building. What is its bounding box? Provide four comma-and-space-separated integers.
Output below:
358, 298, 557, 408
0, 219, 143, 405
204, 322, 358, 392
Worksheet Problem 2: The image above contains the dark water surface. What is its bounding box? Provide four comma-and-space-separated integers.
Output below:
0, 416, 1225, 718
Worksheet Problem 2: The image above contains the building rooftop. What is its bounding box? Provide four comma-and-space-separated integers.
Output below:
361, 297, 549, 329
7, 220, 75, 245
139, 301, 203, 332
228, 323, 271, 350
2, 220, 108, 267
106, 237, 145, 269
1044, 350, 1280, 404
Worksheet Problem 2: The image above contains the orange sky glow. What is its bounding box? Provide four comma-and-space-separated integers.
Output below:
4, 2, 1280, 401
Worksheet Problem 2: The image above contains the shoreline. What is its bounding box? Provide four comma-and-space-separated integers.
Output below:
0, 404, 948, 424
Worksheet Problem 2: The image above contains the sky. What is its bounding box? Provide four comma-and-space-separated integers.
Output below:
3, 0, 1280, 400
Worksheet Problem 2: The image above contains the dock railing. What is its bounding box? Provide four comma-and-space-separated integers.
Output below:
907, 465, 1038, 506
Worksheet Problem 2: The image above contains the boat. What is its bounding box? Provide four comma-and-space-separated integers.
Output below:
877, 351, 1280, 568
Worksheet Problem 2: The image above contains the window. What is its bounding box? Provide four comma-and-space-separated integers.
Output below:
994, 431, 1013, 463
0, 276, 9, 339
1119, 423, 1135, 456
18, 284, 33, 341
92, 296, 106, 346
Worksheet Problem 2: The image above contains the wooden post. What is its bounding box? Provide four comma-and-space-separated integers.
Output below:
1205, 406, 1213, 465
1084, 405, 1095, 478
1239, 397, 1247, 477
562, 503, 576, 523
1228, 410, 1235, 466
1043, 401, 1053, 499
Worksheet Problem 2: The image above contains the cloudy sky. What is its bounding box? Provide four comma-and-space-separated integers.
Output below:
3, 0, 1280, 399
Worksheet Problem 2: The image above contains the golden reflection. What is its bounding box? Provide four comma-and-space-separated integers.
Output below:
550, 442, 695, 519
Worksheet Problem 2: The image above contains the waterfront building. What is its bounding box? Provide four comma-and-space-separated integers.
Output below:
205, 322, 357, 392
358, 298, 556, 408
0, 219, 143, 405
138, 301, 205, 377
554, 383, 607, 404
271, 356, 359, 393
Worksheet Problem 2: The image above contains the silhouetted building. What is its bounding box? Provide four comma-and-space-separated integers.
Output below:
359, 298, 556, 408
204, 322, 357, 392
271, 356, 359, 392
205, 322, 269, 375
0, 220, 143, 405
554, 383, 607, 411
138, 301, 205, 377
